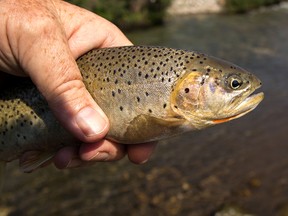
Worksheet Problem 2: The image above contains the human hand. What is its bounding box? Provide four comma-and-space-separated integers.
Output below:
0, 0, 156, 169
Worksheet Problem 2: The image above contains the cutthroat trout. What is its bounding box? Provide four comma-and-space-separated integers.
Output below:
0, 46, 264, 173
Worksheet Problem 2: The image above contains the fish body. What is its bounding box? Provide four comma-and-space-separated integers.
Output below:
0, 46, 264, 171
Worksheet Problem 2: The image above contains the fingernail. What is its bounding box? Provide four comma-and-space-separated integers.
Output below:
90, 152, 110, 161
76, 107, 108, 137
66, 159, 83, 168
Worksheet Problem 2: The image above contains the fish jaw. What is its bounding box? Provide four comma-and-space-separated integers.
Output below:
212, 91, 264, 124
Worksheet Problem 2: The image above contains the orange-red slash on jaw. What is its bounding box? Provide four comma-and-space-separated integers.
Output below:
213, 117, 233, 124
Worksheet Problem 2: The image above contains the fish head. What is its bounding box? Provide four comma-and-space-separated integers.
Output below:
171, 55, 264, 129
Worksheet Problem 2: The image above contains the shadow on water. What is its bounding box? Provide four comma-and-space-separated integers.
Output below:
1, 8, 288, 216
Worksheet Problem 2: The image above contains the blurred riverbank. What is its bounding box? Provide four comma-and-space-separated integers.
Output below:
67, 0, 288, 29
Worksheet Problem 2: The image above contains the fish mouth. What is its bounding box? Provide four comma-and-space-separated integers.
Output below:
233, 91, 264, 118
213, 91, 264, 124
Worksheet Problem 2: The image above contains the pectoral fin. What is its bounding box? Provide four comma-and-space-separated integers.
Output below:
119, 114, 186, 144
19, 151, 55, 173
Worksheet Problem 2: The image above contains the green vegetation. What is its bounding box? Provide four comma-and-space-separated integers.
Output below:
224, 0, 286, 13
67, 0, 171, 30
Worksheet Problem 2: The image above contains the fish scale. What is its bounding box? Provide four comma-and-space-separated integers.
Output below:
79, 46, 207, 142
0, 46, 264, 173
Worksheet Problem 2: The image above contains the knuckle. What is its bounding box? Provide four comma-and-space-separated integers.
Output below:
5, 1, 59, 36
47, 78, 87, 109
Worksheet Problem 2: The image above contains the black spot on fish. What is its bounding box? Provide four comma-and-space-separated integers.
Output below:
120, 106, 123, 111
163, 103, 167, 109
148, 109, 152, 113
200, 78, 205, 85
185, 88, 190, 93
145, 74, 149, 79
137, 97, 140, 102
145, 92, 149, 96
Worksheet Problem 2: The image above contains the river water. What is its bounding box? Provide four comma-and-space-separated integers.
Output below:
1, 7, 288, 216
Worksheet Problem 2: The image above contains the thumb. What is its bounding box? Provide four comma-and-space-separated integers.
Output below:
20, 24, 109, 143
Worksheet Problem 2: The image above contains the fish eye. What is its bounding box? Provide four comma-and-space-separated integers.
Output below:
228, 76, 243, 90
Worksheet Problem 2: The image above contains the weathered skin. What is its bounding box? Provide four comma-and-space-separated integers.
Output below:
0, 46, 264, 163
